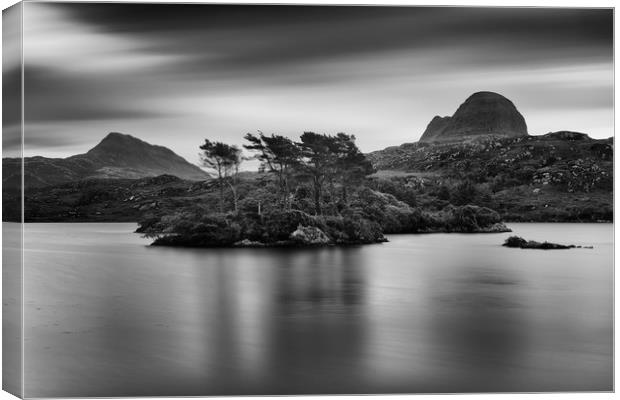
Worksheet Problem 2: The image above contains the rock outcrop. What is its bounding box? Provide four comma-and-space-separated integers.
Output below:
420, 116, 451, 141
419, 91, 528, 143
290, 225, 332, 245
541, 131, 590, 141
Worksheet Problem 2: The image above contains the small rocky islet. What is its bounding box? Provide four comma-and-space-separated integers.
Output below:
141, 202, 511, 248
502, 235, 593, 250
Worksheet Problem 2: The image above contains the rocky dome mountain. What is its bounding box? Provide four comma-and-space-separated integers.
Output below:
419, 91, 528, 143
367, 90, 612, 222
3, 132, 209, 189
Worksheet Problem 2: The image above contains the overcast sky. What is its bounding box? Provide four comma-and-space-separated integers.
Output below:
10, 3, 613, 164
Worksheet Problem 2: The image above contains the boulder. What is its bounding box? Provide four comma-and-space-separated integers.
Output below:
477, 222, 511, 233
290, 225, 332, 245
233, 239, 266, 247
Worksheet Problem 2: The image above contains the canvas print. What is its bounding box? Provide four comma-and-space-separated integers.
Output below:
2, 2, 614, 398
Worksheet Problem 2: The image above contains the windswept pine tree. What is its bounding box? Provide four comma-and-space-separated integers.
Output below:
333, 133, 375, 204
296, 132, 341, 215
199, 139, 242, 212
244, 132, 301, 209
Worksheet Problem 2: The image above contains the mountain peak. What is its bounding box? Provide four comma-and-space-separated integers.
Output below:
95, 131, 151, 148
419, 91, 528, 143
102, 131, 133, 140
84, 132, 209, 181
105, 131, 129, 138
88, 132, 179, 159
466, 91, 509, 101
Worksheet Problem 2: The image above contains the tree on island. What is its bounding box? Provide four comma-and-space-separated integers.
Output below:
296, 132, 340, 215
195, 132, 381, 218
333, 133, 375, 204
199, 139, 242, 212
244, 132, 301, 209
137, 130, 514, 247
295, 132, 373, 214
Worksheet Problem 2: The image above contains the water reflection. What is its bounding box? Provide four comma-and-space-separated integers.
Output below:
20, 223, 613, 397
275, 249, 365, 312
3, 223, 22, 397
267, 249, 368, 394
429, 267, 528, 391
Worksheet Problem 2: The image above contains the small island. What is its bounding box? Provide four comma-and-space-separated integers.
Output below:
502, 236, 591, 250
137, 132, 510, 247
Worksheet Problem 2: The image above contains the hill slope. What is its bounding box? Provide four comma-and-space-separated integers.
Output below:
369, 131, 612, 181
3, 132, 209, 189
367, 132, 613, 222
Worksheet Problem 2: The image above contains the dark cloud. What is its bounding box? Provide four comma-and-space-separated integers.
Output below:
55, 4, 612, 43
19, 3, 613, 159
55, 4, 417, 33
52, 4, 612, 72
6, 128, 80, 150
3, 67, 21, 127
26, 4, 613, 86
24, 66, 169, 122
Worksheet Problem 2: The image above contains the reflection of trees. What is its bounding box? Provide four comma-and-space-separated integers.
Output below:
265, 247, 370, 394
275, 248, 365, 313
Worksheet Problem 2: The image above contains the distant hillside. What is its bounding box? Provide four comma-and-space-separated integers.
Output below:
364, 92, 612, 222
367, 132, 612, 222
2, 92, 612, 224
419, 91, 528, 143
369, 131, 612, 180
3, 132, 209, 189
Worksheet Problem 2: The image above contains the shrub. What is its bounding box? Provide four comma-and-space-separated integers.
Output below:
503, 236, 528, 248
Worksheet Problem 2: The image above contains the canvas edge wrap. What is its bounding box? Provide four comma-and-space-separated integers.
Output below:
2, 1, 24, 398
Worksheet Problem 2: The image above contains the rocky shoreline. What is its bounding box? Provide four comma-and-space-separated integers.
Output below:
147, 220, 511, 248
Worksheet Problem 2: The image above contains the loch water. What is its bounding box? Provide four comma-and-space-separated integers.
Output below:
6, 222, 612, 396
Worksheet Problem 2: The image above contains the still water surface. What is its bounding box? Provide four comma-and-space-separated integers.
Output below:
16, 223, 612, 396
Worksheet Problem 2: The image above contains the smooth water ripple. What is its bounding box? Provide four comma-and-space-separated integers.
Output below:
12, 222, 612, 397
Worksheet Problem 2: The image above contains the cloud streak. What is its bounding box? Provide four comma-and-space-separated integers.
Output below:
16, 3, 613, 163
